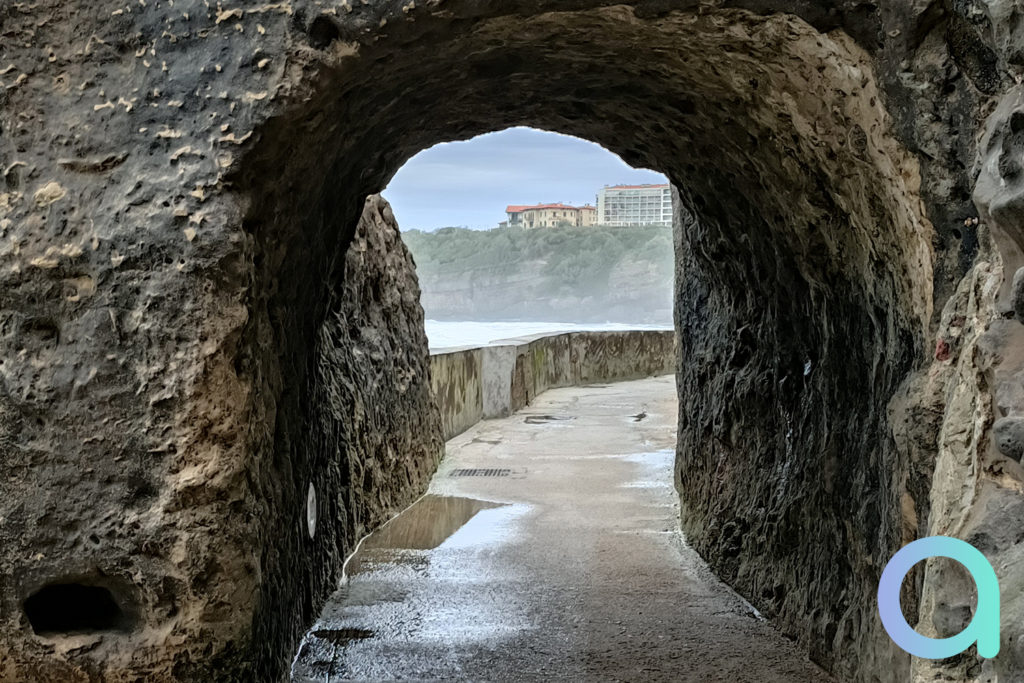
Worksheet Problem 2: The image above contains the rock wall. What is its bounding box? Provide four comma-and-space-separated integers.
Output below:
671, 4, 1024, 682
432, 330, 675, 440
0, 191, 442, 680
1, 1, 1024, 681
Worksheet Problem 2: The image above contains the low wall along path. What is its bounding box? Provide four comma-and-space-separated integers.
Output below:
430, 330, 676, 441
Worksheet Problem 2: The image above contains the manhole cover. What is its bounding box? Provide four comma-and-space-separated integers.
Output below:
449, 468, 512, 477
312, 628, 374, 645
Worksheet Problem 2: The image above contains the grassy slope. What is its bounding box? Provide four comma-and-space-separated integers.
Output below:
401, 224, 674, 322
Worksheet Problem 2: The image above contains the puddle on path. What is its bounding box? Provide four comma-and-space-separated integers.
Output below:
345, 495, 502, 576
619, 449, 678, 491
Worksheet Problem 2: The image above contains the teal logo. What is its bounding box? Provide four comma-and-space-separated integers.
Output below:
878, 536, 1000, 659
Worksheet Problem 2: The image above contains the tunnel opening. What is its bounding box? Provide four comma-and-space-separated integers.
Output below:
382, 127, 675, 336
24, 583, 130, 637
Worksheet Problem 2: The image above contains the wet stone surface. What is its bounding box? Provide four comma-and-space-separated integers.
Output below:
292, 376, 830, 682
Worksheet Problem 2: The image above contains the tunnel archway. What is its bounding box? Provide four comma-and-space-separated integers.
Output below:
233, 6, 935, 682
389, 127, 677, 327
4, 2, 1019, 683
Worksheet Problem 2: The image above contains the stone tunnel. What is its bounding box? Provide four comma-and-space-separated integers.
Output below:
2, 0, 1024, 681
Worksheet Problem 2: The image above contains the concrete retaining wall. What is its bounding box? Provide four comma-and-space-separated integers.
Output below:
430, 330, 675, 441
429, 346, 484, 441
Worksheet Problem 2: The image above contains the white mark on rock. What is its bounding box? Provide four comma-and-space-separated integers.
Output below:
216, 8, 243, 24
307, 483, 318, 540
34, 181, 66, 207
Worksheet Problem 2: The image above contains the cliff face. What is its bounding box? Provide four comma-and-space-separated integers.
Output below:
0, 1, 1023, 681
415, 255, 673, 323
404, 225, 675, 324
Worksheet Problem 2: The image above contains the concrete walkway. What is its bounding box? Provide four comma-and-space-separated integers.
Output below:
292, 375, 830, 682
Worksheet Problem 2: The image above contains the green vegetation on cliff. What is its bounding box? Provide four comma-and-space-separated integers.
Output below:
401, 224, 674, 323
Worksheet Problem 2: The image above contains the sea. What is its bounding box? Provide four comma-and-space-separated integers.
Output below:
424, 320, 673, 350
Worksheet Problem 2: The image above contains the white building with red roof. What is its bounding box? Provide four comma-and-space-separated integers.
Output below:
505, 203, 597, 229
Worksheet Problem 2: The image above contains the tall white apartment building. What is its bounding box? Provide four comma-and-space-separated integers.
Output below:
596, 184, 672, 226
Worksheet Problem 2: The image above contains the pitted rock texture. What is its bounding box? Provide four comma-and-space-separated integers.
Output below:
0, 190, 442, 681
1, 1, 1023, 682
248, 194, 444, 680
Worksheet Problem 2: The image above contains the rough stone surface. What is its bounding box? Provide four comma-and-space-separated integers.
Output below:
2, 1, 1024, 682
1014, 266, 1024, 320
0, 192, 442, 680
993, 416, 1024, 460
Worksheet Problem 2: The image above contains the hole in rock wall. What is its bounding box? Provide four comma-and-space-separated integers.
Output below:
24, 583, 131, 636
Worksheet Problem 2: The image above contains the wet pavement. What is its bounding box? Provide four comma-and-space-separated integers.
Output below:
292, 375, 831, 682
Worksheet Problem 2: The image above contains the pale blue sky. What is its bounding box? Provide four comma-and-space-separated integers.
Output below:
382, 127, 667, 231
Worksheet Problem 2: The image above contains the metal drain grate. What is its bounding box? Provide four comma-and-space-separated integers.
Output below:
524, 414, 574, 424
449, 468, 511, 477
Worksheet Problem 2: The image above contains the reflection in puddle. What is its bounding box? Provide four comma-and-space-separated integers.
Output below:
345, 495, 502, 576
